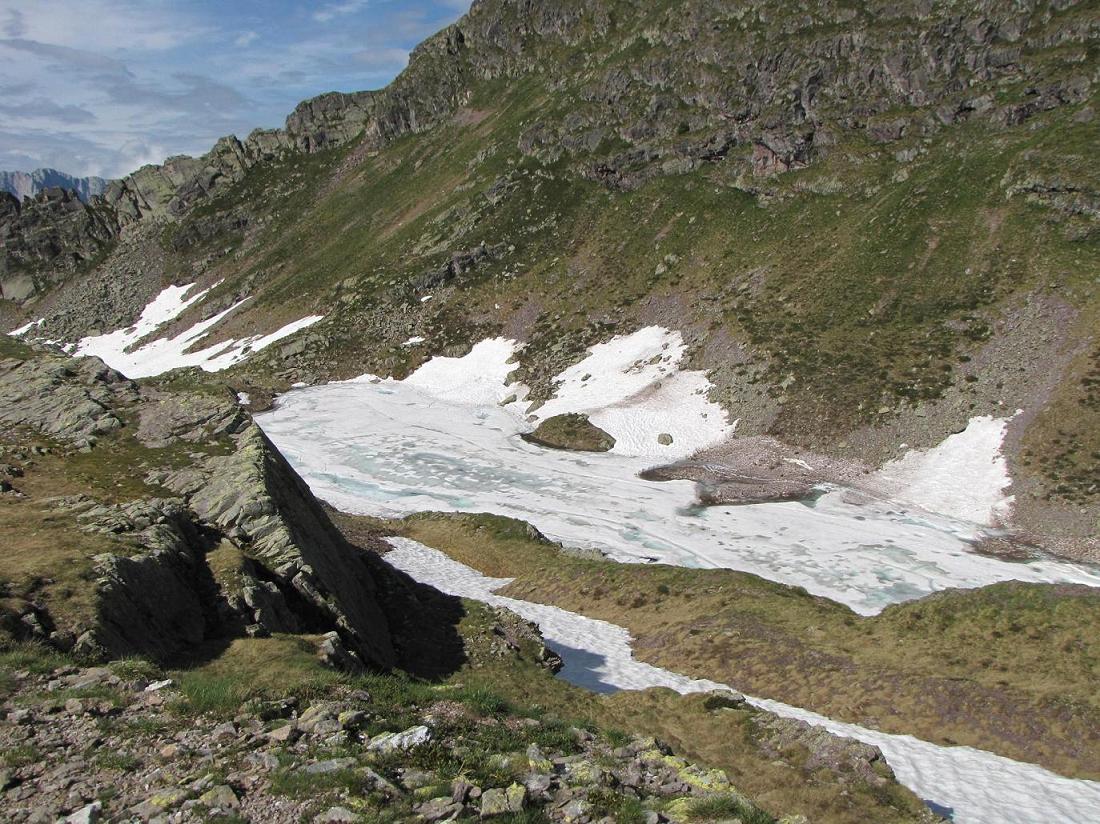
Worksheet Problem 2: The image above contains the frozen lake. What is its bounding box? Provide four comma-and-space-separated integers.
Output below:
256, 370, 1100, 616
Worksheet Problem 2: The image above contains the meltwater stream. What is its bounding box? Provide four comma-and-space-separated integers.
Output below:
382, 537, 1100, 824
256, 377, 1100, 616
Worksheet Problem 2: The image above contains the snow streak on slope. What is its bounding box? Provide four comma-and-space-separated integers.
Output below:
533, 327, 732, 459
256, 348, 1100, 615
875, 415, 1015, 526
383, 537, 1100, 824
36, 282, 325, 379
398, 337, 521, 406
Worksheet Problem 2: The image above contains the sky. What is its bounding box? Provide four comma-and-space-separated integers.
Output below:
0, 0, 472, 179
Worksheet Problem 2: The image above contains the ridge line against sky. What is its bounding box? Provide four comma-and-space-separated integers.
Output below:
0, 0, 472, 180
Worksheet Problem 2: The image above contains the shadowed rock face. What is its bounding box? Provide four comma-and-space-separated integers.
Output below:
0, 349, 439, 670
157, 427, 399, 670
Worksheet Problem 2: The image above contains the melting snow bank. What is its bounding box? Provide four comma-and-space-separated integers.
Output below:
9, 318, 43, 336
873, 415, 1015, 527
532, 327, 733, 459
11, 282, 323, 380
383, 537, 1100, 824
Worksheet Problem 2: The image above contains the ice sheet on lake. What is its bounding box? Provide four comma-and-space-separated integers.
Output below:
384, 537, 1100, 824
256, 374, 1100, 615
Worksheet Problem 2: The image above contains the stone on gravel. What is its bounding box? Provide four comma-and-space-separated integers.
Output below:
63, 802, 102, 824
303, 758, 358, 775
198, 784, 239, 809
315, 806, 357, 823
366, 724, 431, 753
480, 783, 526, 817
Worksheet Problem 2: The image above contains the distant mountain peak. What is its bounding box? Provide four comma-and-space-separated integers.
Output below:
0, 168, 108, 203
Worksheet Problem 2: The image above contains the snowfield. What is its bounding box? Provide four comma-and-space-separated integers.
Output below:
533, 327, 733, 458
384, 537, 1100, 824
874, 414, 1015, 526
256, 334, 1100, 616
10, 282, 323, 379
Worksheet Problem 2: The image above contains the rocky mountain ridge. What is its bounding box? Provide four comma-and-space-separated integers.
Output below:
4, 0, 1097, 302
2, 0, 1098, 550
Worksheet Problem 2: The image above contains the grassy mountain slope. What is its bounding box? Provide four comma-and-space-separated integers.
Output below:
4, 1, 1098, 549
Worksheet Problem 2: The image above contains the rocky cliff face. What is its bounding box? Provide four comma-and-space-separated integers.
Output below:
0, 169, 108, 203
0, 188, 117, 303
0, 347, 432, 670
10, 0, 1095, 300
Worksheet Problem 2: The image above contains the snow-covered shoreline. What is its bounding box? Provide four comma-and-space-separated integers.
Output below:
383, 537, 1100, 824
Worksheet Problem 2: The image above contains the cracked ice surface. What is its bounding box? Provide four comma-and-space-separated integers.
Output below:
256, 337, 1100, 615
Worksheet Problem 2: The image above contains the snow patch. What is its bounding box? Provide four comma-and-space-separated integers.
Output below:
534, 327, 732, 459
237, 392, 251, 406
69, 282, 323, 379
875, 415, 1015, 526
383, 537, 1100, 824
402, 336, 426, 347
396, 337, 521, 407
8, 318, 43, 337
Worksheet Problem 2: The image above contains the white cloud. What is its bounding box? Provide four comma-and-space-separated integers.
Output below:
313, 1, 370, 24
0, 0, 475, 178
0, 0, 207, 53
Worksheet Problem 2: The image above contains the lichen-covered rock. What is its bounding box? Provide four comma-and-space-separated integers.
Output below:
0, 354, 135, 446
479, 783, 526, 817
522, 413, 616, 452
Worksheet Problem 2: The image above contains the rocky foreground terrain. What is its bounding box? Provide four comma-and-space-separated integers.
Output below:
0, 339, 942, 823
3, 653, 844, 824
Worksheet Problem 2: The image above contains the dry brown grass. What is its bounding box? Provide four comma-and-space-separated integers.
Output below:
0, 497, 103, 633
393, 512, 1100, 780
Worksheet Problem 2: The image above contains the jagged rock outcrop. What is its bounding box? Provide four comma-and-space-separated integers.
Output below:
0, 188, 118, 303
0, 354, 135, 447
154, 427, 399, 670
0, 348, 403, 668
